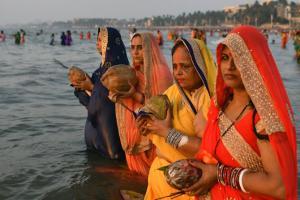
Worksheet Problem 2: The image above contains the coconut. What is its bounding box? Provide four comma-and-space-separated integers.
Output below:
101, 64, 138, 93
162, 159, 202, 190
138, 95, 170, 120
68, 66, 86, 83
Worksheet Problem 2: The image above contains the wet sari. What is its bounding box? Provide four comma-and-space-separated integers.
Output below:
196, 26, 297, 200
74, 27, 128, 160
145, 38, 216, 200
114, 32, 173, 176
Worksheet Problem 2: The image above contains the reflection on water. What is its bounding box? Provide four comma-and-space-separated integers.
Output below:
0, 28, 299, 199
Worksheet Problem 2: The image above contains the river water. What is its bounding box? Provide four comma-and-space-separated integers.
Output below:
0, 28, 299, 200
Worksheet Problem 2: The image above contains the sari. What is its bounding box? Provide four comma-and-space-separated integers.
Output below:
115, 32, 173, 176
74, 27, 128, 160
145, 38, 216, 200
196, 26, 297, 199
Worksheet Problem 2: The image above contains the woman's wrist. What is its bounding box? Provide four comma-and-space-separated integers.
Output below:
88, 83, 94, 91
165, 128, 189, 148
160, 127, 170, 138
216, 163, 248, 192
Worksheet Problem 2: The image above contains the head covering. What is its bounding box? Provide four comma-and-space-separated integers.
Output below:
85, 27, 129, 159
215, 25, 297, 199
100, 27, 129, 68
114, 32, 172, 176
171, 38, 216, 114
145, 38, 216, 200
131, 32, 173, 98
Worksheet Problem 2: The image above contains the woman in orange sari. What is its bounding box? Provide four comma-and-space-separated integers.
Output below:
185, 26, 297, 199
112, 32, 173, 176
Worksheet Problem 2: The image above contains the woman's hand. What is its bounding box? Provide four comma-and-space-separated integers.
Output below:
136, 117, 149, 135
72, 73, 94, 92
114, 81, 136, 98
184, 160, 217, 196
140, 108, 172, 138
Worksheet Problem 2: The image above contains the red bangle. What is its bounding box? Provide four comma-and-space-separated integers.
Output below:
217, 163, 245, 191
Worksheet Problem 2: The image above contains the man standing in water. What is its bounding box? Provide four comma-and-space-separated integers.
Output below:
156, 29, 164, 46
0, 30, 6, 42
20, 29, 26, 44
294, 31, 300, 64
14, 31, 21, 45
49, 33, 55, 46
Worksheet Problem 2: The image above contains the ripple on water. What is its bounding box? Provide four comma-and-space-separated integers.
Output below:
0, 30, 299, 199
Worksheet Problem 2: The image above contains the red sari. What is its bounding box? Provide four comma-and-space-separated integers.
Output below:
196, 26, 297, 199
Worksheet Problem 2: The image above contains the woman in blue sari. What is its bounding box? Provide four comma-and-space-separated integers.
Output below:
72, 27, 128, 160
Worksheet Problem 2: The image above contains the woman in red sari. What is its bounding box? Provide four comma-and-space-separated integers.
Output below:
185, 26, 297, 199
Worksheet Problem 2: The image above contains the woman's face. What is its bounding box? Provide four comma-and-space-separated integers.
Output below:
172, 45, 202, 91
191, 30, 197, 39
220, 46, 244, 89
131, 35, 143, 67
96, 32, 102, 55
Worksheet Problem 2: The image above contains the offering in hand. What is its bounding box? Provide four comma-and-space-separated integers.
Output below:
101, 64, 138, 93
160, 159, 202, 190
68, 66, 86, 84
137, 95, 170, 120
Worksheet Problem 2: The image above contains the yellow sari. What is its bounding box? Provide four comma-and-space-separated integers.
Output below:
145, 39, 216, 200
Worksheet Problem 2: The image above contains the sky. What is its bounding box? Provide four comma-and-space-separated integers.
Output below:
0, 0, 298, 26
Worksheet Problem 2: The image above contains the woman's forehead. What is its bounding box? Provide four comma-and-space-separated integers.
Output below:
221, 45, 232, 54
131, 35, 142, 42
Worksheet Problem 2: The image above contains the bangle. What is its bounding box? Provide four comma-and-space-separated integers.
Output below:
178, 135, 189, 147
217, 163, 246, 191
217, 163, 225, 185
239, 169, 249, 193
165, 128, 184, 149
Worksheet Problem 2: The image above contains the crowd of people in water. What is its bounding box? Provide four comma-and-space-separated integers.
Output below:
1, 27, 300, 64
11, 29, 26, 45
59, 30, 73, 46
0, 25, 300, 64
64, 25, 299, 200
0, 25, 299, 199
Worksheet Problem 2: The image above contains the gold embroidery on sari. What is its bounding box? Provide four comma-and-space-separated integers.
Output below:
141, 33, 153, 99
218, 113, 264, 171
222, 33, 285, 135
185, 39, 208, 78
100, 27, 108, 65
115, 103, 128, 151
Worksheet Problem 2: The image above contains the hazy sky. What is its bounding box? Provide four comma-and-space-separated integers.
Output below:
0, 0, 298, 25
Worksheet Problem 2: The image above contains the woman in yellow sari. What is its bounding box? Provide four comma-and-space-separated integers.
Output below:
139, 38, 216, 200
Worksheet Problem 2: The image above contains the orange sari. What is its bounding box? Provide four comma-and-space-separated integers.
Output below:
196, 26, 297, 199
115, 32, 173, 176
281, 32, 288, 49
